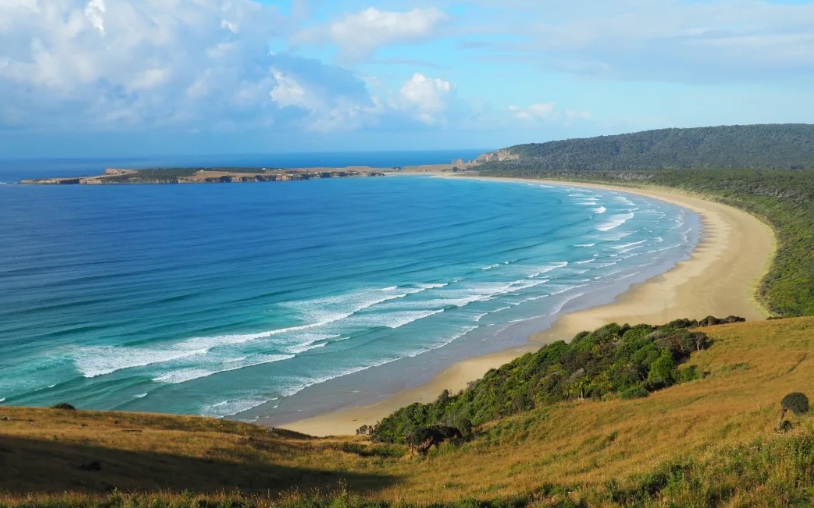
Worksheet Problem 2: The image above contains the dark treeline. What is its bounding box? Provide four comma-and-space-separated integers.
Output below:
478, 124, 814, 171
368, 317, 741, 444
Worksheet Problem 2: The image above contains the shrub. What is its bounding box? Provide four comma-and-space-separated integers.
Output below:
50, 403, 76, 410
778, 392, 809, 430
781, 392, 810, 415
620, 385, 650, 400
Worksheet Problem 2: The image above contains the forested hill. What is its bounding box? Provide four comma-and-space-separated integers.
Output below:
477, 124, 814, 170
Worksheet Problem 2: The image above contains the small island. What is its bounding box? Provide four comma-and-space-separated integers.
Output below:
19, 166, 388, 185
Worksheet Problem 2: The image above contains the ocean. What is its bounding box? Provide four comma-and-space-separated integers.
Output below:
0, 152, 700, 424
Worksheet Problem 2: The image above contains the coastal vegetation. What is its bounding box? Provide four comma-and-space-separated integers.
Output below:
368, 317, 741, 444
4, 317, 814, 506
477, 124, 814, 170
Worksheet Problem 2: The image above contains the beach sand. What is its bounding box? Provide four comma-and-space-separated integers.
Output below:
281, 178, 776, 437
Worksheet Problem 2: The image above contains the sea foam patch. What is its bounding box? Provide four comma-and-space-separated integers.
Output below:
596, 212, 635, 232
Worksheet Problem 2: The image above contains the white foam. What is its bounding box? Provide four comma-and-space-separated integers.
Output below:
78, 286, 433, 379
481, 263, 500, 271
152, 353, 295, 384
575, 255, 598, 265
526, 261, 568, 278
134, 393, 147, 399
352, 309, 445, 329
596, 212, 635, 232
0, 398, 5, 403
76, 346, 209, 378
275, 324, 480, 403
385, 310, 444, 328
548, 290, 590, 315
592, 206, 607, 214
591, 261, 619, 268
612, 240, 646, 251
273, 333, 339, 354
575, 243, 596, 248
576, 200, 598, 206
155, 369, 214, 384
602, 231, 634, 241
419, 283, 448, 290
614, 196, 636, 206
201, 397, 269, 418
283, 286, 419, 326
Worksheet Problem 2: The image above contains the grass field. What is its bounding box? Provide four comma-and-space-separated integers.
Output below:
2, 317, 814, 507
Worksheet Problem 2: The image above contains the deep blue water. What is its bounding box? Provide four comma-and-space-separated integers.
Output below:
0, 155, 699, 420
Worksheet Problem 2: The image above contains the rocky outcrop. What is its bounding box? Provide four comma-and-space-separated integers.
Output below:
476, 149, 520, 163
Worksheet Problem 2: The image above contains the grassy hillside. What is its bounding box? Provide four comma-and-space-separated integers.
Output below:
369, 318, 727, 444
3, 317, 814, 507
477, 124, 814, 171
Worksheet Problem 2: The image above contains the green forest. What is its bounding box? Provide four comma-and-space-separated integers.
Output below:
478, 124, 814, 171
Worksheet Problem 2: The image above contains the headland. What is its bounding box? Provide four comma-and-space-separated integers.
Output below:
19, 167, 387, 185
16, 160, 477, 185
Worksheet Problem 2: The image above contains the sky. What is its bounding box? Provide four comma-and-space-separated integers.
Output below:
0, 0, 813, 157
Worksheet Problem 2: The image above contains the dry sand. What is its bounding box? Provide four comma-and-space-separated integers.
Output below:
281, 178, 776, 436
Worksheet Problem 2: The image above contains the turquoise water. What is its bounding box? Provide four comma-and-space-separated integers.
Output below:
0, 170, 699, 422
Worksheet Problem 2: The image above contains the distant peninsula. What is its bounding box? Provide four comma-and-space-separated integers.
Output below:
18, 159, 482, 185
20, 167, 389, 185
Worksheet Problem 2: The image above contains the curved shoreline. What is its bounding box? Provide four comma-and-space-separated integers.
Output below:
280, 177, 776, 436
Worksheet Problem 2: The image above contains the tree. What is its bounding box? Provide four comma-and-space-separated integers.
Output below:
647, 349, 676, 388
778, 392, 810, 430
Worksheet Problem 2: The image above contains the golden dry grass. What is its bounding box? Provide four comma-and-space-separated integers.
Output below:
2, 317, 814, 506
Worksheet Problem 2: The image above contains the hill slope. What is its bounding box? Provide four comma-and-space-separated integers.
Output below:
3, 317, 814, 507
477, 124, 814, 170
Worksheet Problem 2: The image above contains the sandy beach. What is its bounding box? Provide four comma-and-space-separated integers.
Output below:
281, 177, 776, 436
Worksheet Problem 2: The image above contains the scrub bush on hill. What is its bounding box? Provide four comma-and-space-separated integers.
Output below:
778, 392, 810, 430
370, 318, 720, 444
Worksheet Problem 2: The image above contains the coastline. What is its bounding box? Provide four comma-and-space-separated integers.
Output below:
280, 176, 776, 436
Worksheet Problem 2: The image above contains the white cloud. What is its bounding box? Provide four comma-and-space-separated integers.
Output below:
510, 103, 556, 121
398, 73, 455, 124
463, 0, 814, 83
509, 103, 592, 123
270, 69, 317, 110
0, 0, 385, 133
566, 109, 592, 121
84, 0, 106, 34
294, 7, 449, 62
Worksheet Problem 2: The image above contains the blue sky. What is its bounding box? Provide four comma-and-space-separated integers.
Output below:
1, 0, 813, 157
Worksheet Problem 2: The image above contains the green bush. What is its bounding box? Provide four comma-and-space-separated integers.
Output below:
620, 385, 650, 400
